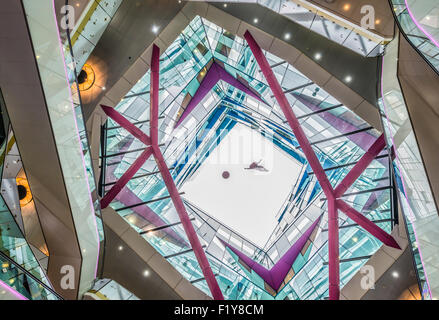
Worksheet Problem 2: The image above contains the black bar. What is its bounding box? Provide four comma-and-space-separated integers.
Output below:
322, 219, 394, 232
306, 126, 374, 147
140, 218, 195, 235
98, 121, 108, 197
103, 167, 176, 187
164, 245, 206, 259
323, 255, 372, 265
102, 144, 164, 159
190, 274, 219, 284
308, 154, 389, 175
321, 186, 392, 201
372, 176, 390, 182
124, 88, 165, 99
297, 104, 344, 120
106, 116, 165, 130
115, 193, 185, 212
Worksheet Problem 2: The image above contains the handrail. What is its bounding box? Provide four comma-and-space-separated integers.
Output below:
388, 0, 439, 77
0, 250, 63, 300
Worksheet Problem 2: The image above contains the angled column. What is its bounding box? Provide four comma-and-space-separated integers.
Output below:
244, 30, 400, 300
149, 44, 223, 300
327, 197, 339, 300
244, 31, 333, 198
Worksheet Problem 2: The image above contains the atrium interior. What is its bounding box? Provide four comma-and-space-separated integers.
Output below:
0, 0, 438, 301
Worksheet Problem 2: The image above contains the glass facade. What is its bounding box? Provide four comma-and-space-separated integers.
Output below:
379, 32, 439, 300
0, 92, 59, 300
392, 0, 439, 72
101, 16, 393, 300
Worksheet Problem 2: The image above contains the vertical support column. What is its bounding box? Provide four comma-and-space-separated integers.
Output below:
153, 148, 224, 300
327, 197, 339, 300
150, 45, 160, 146
149, 44, 224, 300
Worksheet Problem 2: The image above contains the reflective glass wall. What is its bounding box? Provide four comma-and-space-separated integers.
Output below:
380, 32, 439, 299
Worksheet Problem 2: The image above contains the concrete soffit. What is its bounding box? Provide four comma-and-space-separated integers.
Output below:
89, 1, 383, 139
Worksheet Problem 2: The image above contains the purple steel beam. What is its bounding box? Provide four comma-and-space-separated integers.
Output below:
244, 31, 333, 198
243, 31, 400, 300
334, 134, 386, 198
219, 215, 322, 292
101, 105, 151, 145
327, 197, 339, 300
153, 147, 224, 300
150, 45, 160, 146
337, 200, 401, 249
100, 147, 153, 208
175, 61, 266, 128
149, 46, 224, 300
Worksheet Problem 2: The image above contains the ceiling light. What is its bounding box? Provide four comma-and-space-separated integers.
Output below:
253, 18, 259, 24
118, 245, 123, 251
392, 271, 399, 279
284, 33, 291, 40
223, 3, 227, 8
102, 86, 106, 91
345, 75, 353, 83
314, 52, 322, 60
352, 237, 358, 243
152, 25, 159, 34
375, 19, 381, 25
343, 4, 351, 11
143, 270, 150, 277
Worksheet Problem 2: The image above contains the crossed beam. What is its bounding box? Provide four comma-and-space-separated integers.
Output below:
100, 45, 224, 300
100, 33, 400, 301
244, 31, 400, 300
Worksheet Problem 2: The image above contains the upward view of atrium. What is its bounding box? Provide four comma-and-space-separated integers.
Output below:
0, 0, 439, 306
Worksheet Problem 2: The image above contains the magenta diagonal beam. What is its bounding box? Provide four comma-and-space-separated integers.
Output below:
243, 31, 400, 300
244, 31, 333, 198
327, 197, 339, 300
174, 61, 266, 128
149, 45, 224, 300
334, 134, 386, 198
219, 215, 322, 293
150, 45, 160, 146
100, 147, 153, 208
101, 105, 151, 146
337, 200, 401, 249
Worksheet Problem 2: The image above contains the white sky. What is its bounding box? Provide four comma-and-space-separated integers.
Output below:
182, 124, 302, 247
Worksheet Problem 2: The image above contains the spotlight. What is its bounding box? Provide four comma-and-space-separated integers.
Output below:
152, 25, 160, 34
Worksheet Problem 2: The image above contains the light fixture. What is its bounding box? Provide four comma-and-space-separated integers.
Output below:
392, 271, 399, 279
143, 270, 150, 277
77, 64, 96, 91
314, 52, 322, 60
223, 3, 227, 8
253, 18, 259, 24
118, 245, 123, 251
345, 75, 353, 83
284, 33, 291, 40
152, 25, 159, 34
343, 3, 351, 11
102, 86, 106, 91
352, 237, 358, 243
375, 19, 381, 25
